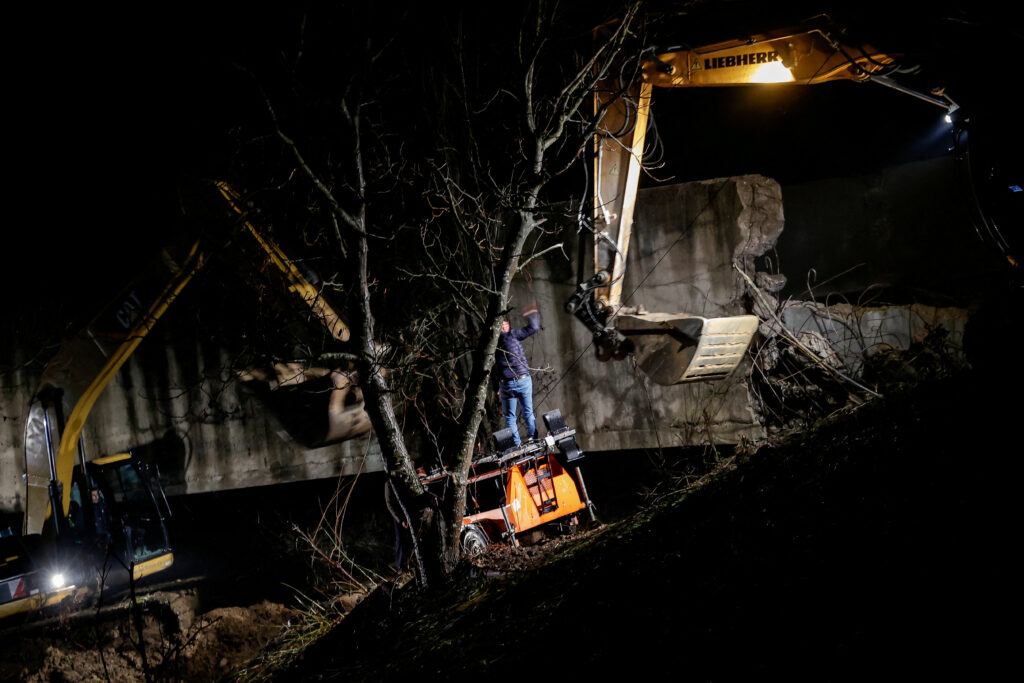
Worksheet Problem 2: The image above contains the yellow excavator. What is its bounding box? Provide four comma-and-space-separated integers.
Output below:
565, 14, 959, 385
2, 182, 370, 619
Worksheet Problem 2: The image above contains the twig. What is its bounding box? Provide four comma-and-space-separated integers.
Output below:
734, 264, 882, 398
518, 241, 566, 271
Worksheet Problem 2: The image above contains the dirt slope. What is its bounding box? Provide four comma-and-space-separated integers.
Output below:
1, 591, 294, 682
3, 369, 1015, 681
275, 369, 1018, 681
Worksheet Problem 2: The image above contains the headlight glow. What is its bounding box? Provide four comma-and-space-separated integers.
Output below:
48, 572, 66, 590
749, 61, 794, 83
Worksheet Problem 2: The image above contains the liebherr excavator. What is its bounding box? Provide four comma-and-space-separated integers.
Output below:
2, 182, 370, 619
566, 14, 959, 385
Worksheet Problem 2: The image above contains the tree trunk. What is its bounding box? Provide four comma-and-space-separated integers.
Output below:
437, 189, 543, 574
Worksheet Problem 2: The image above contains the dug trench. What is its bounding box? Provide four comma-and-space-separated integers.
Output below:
0, 474, 396, 682
2, 367, 1018, 680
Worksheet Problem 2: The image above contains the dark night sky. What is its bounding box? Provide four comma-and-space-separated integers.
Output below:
6, 3, 1020, 308
638, 1, 1020, 186
8, 7, 257, 304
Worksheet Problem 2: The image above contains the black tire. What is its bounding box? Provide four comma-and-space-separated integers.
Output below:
460, 525, 489, 557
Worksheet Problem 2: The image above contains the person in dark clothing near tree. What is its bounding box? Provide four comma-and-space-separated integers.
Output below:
496, 300, 541, 446
384, 479, 411, 572
90, 489, 109, 539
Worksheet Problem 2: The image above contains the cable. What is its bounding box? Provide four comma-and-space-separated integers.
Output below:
633, 355, 666, 463
597, 82, 637, 139
641, 108, 666, 171
585, 145, 630, 292
953, 124, 1011, 256
576, 152, 590, 235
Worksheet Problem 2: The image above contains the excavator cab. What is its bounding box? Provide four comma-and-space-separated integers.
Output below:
0, 451, 174, 621
81, 454, 174, 579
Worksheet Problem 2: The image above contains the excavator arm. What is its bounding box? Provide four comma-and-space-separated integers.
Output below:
567, 15, 957, 384
22, 182, 363, 535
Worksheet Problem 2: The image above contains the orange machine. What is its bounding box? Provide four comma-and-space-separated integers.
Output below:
422, 409, 594, 554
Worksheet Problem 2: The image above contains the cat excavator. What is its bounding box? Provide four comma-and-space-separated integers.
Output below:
2, 182, 370, 619
566, 14, 960, 385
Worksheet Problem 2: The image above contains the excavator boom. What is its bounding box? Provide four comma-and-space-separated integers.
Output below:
23, 182, 362, 534
8, 181, 373, 619
569, 15, 956, 384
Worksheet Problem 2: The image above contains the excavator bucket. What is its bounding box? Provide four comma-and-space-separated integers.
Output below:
617, 312, 759, 385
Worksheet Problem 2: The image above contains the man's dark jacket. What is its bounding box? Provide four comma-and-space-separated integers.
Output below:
497, 313, 540, 381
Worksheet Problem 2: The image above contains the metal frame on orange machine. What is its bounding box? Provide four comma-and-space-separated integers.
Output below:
466, 450, 587, 545
422, 410, 594, 548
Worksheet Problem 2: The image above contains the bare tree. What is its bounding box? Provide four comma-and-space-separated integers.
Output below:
228, 1, 644, 585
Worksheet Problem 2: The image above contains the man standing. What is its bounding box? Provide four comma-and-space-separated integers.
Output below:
496, 300, 541, 446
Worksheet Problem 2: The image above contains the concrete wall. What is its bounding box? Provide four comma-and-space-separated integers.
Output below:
5, 163, 978, 512
505, 164, 976, 452
509, 175, 782, 453
1, 325, 384, 514
2, 175, 778, 513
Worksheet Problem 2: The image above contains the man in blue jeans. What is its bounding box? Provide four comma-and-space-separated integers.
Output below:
497, 300, 541, 446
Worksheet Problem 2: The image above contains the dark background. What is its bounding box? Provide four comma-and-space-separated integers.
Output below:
6, 2, 1020, 312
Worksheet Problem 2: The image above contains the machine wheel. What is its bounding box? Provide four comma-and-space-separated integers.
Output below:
460, 525, 489, 557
